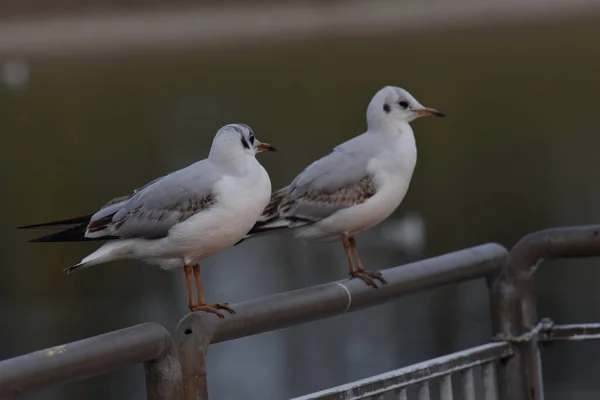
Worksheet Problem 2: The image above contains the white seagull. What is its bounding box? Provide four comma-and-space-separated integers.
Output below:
20, 123, 275, 317
243, 86, 444, 287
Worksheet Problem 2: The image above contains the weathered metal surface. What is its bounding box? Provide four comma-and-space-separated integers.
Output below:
5, 225, 600, 400
490, 225, 600, 400
482, 362, 499, 400
461, 368, 476, 400
174, 313, 218, 400
0, 323, 182, 400
395, 388, 407, 400
175, 243, 507, 399
208, 243, 507, 344
542, 323, 600, 341
289, 342, 512, 400
417, 382, 430, 400
439, 374, 453, 400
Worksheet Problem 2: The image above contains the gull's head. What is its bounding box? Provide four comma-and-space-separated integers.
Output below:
212, 123, 276, 158
366, 86, 445, 129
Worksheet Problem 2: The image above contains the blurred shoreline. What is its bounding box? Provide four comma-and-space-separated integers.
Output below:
1, 0, 600, 58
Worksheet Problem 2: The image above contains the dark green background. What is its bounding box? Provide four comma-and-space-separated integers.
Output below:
2, 19, 600, 399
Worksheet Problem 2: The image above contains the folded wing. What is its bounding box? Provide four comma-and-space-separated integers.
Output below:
246, 137, 378, 237
20, 160, 221, 242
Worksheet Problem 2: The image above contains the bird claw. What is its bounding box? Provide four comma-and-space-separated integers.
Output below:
189, 303, 236, 318
350, 269, 387, 288
212, 303, 236, 315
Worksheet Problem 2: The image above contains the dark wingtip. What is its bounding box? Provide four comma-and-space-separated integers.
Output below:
22, 224, 116, 243
18, 214, 94, 230
28, 237, 52, 243
19, 223, 43, 230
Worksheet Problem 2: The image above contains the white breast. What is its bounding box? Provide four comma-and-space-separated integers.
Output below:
169, 158, 271, 263
300, 130, 417, 240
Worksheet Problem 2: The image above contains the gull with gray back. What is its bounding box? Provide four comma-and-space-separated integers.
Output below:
243, 86, 444, 287
20, 123, 276, 317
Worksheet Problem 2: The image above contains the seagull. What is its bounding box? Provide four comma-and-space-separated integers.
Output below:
20, 123, 275, 317
242, 86, 444, 288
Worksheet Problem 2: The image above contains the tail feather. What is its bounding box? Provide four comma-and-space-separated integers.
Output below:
64, 241, 133, 273
247, 219, 294, 236
64, 261, 86, 274
236, 216, 311, 246
18, 214, 94, 229
19, 214, 117, 243
237, 186, 313, 245
242, 187, 298, 237
28, 225, 118, 243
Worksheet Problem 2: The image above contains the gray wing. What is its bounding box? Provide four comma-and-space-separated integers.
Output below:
86, 160, 220, 239
264, 135, 378, 224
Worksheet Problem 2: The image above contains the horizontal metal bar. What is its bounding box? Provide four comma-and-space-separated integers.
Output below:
175, 243, 506, 400
542, 323, 600, 341
184, 243, 506, 344
509, 225, 600, 273
0, 323, 182, 399
290, 342, 513, 400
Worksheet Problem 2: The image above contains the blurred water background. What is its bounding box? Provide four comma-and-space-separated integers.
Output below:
2, 1, 600, 399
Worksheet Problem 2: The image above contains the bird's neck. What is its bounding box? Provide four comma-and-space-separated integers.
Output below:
208, 147, 251, 176
368, 120, 414, 140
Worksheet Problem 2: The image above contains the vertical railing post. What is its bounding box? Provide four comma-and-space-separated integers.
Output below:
489, 233, 547, 400
488, 272, 527, 400
491, 226, 600, 400
512, 270, 544, 400
175, 312, 220, 400
144, 325, 183, 400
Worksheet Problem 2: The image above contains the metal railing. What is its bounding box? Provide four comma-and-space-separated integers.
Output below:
174, 243, 506, 399
489, 225, 600, 400
1, 225, 600, 399
290, 342, 513, 400
0, 323, 182, 399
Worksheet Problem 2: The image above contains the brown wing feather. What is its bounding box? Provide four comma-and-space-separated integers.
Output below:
249, 176, 376, 238
282, 177, 376, 216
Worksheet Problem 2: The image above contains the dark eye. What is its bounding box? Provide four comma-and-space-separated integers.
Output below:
248, 134, 255, 144
383, 103, 391, 113
399, 101, 409, 109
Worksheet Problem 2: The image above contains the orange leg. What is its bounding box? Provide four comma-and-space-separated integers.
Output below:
347, 236, 387, 288
184, 264, 195, 309
342, 234, 357, 274
193, 263, 205, 304
188, 263, 236, 318
343, 234, 376, 287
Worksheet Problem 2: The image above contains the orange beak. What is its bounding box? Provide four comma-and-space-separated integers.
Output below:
256, 143, 276, 152
415, 107, 445, 117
